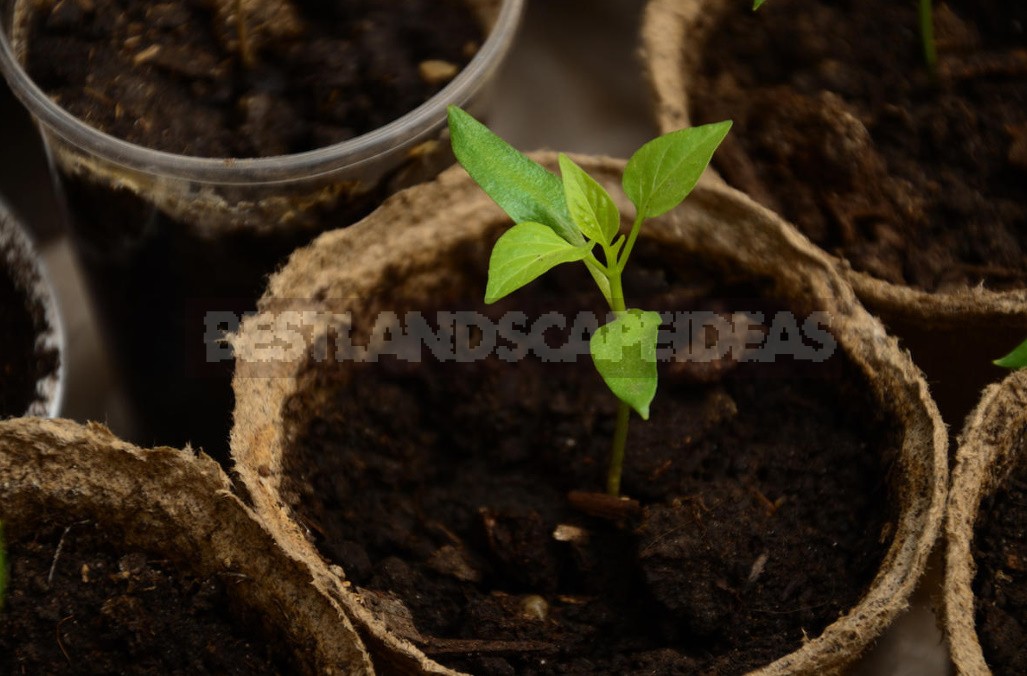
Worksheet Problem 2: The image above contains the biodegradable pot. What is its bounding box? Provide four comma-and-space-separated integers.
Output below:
0, 0, 523, 458
945, 369, 1027, 675
0, 196, 62, 417
639, 0, 1027, 427
229, 153, 948, 674
0, 416, 374, 674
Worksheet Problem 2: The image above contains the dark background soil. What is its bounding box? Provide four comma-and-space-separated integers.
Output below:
972, 431, 1027, 675
0, 255, 58, 417
25, 0, 482, 157
280, 252, 899, 675
0, 519, 293, 674
692, 0, 1027, 293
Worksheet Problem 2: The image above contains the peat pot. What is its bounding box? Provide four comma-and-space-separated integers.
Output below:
640, 0, 1027, 427
0, 417, 374, 674
230, 154, 948, 674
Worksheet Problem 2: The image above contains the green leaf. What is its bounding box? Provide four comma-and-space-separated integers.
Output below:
448, 106, 583, 245
486, 222, 592, 303
995, 338, 1027, 369
753, 0, 767, 9
590, 310, 661, 419
559, 153, 621, 245
623, 120, 732, 219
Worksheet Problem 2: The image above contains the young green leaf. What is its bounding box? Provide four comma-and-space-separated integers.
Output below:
623, 120, 732, 220
486, 222, 592, 303
995, 338, 1027, 369
590, 310, 662, 419
559, 153, 620, 246
448, 107, 583, 245
753, 0, 767, 9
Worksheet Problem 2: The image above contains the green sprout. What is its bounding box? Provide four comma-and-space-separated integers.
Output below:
995, 339, 1027, 369
918, 0, 937, 74
447, 107, 731, 496
753, 0, 937, 75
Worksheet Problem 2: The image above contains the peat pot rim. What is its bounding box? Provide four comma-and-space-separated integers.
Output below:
0, 196, 64, 417
229, 152, 948, 675
0, 417, 375, 675
639, 0, 1027, 328
0, 0, 524, 186
944, 369, 1027, 675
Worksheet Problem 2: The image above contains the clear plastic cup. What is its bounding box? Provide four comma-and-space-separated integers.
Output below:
0, 0, 523, 456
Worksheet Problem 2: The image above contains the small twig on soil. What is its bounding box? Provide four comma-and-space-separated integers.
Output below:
567, 490, 641, 520
55, 615, 74, 664
47, 525, 74, 585
749, 486, 785, 517
236, 0, 256, 68
216, 572, 252, 581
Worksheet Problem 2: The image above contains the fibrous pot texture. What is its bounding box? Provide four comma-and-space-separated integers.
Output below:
945, 369, 1027, 675
230, 153, 947, 674
0, 417, 374, 675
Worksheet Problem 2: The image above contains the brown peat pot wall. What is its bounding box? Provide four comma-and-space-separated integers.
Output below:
640, 0, 1027, 427
230, 154, 947, 674
945, 369, 1027, 675
0, 417, 374, 675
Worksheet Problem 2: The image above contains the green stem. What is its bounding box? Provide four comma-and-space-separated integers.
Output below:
607, 400, 631, 496
608, 271, 626, 313
616, 212, 646, 274
601, 239, 630, 496
919, 0, 937, 75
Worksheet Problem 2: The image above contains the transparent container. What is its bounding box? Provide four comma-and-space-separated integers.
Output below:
0, 195, 63, 417
0, 0, 523, 457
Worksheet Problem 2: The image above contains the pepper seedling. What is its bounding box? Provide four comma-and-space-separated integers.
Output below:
447, 106, 731, 496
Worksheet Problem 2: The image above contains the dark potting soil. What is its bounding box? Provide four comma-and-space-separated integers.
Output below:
0, 520, 293, 674
0, 256, 57, 417
691, 0, 1027, 293
24, 0, 483, 157
280, 255, 899, 674
972, 432, 1027, 675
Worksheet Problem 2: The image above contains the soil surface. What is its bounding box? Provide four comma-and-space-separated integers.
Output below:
0, 255, 58, 417
280, 252, 899, 674
691, 0, 1027, 293
24, 0, 482, 157
972, 434, 1027, 675
0, 519, 293, 674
